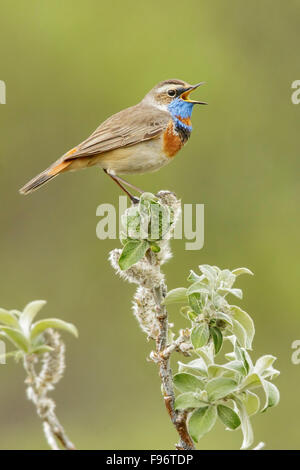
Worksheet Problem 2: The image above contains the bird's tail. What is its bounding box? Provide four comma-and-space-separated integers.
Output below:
19, 161, 71, 195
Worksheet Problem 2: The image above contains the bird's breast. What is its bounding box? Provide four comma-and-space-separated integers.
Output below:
95, 137, 170, 175
163, 118, 192, 158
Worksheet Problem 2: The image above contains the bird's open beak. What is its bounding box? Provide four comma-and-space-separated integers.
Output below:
181, 82, 207, 105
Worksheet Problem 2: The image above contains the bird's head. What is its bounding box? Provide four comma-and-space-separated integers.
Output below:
143, 79, 207, 114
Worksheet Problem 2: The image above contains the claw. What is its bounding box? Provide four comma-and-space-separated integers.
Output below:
130, 195, 140, 205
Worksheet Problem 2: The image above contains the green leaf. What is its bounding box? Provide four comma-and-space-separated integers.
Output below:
188, 406, 217, 442
240, 372, 262, 391
0, 308, 20, 328
187, 311, 198, 322
118, 240, 149, 270
31, 345, 54, 355
261, 366, 280, 380
187, 270, 201, 283
9, 309, 22, 317
206, 377, 238, 402
140, 192, 159, 204
241, 391, 260, 416
261, 381, 280, 412
231, 318, 247, 349
191, 323, 209, 349
163, 288, 187, 305
19, 300, 47, 336
226, 335, 244, 360
226, 360, 247, 376
174, 392, 208, 410
210, 326, 223, 354
173, 373, 205, 393
121, 206, 141, 237
254, 355, 276, 375
199, 265, 218, 283
235, 399, 254, 449
187, 281, 210, 296
188, 292, 202, 315
150, 242, 160, 253
218, 269, 236, 288
149, 202, 173, 240
217, 405, 241, 430
30, 318, 78, 340
232, 267, 254, 277
119, 232, 128, 246
225, 351, 236, 361
219, 287, 243, 299
207, 364, 241, 381
178, 358, 208, 376
214, 311, 233, 326
225, 337, 252, 375
230, 306, 255, 349
0, 326, 30, 352
240, 349, 252, 374
180, 306, 197, 321
196, 344, 214, 366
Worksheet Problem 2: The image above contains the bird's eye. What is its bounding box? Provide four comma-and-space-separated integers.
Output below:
167, 89, 176, 97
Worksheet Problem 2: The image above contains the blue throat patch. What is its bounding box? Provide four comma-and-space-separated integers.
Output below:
168, 98, 194, 131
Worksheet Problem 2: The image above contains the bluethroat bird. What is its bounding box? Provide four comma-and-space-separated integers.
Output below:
19, 79, 206, 202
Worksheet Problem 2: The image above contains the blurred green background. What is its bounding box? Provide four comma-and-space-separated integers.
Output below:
0, 0, 299, 450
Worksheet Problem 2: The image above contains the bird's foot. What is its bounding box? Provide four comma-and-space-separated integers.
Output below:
130, 195, 140, 205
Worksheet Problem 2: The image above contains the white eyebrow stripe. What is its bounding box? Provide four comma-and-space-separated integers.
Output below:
156, 85, 173, 93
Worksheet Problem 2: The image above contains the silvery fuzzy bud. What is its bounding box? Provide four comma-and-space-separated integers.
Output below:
109, 249, 164, 288
132, 286, 160, 339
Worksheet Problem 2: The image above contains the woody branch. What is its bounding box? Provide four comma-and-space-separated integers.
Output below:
109, 190, 194, 449
152, 282, 195, 450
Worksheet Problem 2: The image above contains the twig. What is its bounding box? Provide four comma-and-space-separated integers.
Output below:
23, 330, 76, 450
153, 282, 195, 450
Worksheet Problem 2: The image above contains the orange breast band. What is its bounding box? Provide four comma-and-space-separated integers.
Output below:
163, 121, 184, 158
176, 115, 192, 127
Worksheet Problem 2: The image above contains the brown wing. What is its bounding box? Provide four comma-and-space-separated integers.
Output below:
63, 103, 170, 161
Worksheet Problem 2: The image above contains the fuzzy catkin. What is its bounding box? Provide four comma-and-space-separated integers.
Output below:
39, 329, 66, 388
109, 249, 164, 289
132, 286, 160, 339
109, 191, 181, 338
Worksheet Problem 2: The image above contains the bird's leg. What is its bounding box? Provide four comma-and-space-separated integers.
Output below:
113, 175, 144, 194
104, 170, 139, 204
